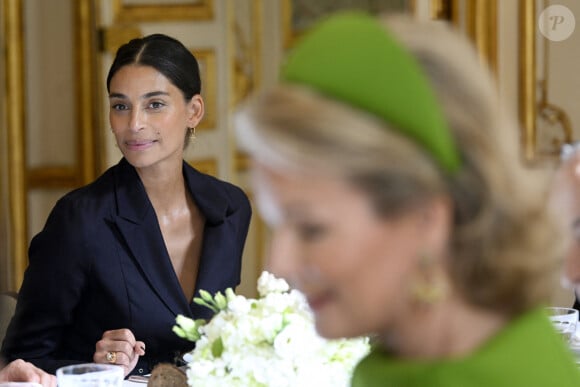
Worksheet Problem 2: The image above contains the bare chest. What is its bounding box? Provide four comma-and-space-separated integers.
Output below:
157, 205, 205, 301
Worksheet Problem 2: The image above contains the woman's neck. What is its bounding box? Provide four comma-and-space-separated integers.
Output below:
380, 295, 507, 360
136, 160, 188, 214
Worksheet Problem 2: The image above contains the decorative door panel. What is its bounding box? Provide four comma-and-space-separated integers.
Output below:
1, 0, 100, 291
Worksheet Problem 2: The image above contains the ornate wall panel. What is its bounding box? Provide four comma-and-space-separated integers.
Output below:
282, 0, 411, 49
1, 0, 100, 289
194, 49, 217, 130
519, 0, 579, 163
112, 0, 213, 22
229, 0, 266, 297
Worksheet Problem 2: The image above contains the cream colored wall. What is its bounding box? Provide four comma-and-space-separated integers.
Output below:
497, 0, 519, 118
24, 0, 77, 243
260, 1, 285, 89
25, 0, 76, 170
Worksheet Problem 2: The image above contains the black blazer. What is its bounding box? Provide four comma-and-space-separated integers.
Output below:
1, 158, 252, 376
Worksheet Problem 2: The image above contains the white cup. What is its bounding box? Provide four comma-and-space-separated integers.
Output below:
56, 363, 123, 387
546, 307, 579, 343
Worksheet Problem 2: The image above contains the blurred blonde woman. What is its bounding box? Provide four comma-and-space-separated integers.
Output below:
235, 12, 580, 386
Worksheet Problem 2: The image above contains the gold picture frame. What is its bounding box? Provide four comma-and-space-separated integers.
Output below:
229, 0, 263, 106
193, 49, 217, 130
112, 0, 213, 22
463, 0, 498, 76
520, 0, 538, 162
519, 0, 575, 163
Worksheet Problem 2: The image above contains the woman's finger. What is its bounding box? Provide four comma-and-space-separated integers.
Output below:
134, 340, 146, 356
102, 328, 137, 344
94, 328, 144, 376
38, 372, 57, 387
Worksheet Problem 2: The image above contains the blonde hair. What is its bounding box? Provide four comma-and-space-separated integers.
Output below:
236, 16, 562, 315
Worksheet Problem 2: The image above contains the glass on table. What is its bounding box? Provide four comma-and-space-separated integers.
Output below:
56, 363, 123, 387
546, 307, 579, 343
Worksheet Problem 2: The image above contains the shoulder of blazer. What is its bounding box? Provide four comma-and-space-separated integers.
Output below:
48, 161, 121, 219
46, 159, 145, 227
183, 161, 251, 224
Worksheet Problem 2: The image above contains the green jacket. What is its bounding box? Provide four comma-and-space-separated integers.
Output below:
352, 308, 580, 386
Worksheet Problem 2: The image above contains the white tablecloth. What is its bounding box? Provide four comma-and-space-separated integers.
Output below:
124, 380, 146, 386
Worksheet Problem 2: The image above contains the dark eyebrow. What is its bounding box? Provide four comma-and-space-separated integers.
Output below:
108, 91, 170, 99
108, 92, 125, 99
142, 91, 170, 99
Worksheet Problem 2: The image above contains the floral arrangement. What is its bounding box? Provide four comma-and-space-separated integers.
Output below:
173, 271, 370, 387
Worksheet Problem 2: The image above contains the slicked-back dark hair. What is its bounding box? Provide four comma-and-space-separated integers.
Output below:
106, 33, 201, 100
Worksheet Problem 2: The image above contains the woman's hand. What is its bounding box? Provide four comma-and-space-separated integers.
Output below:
94, 328, 146, 377
0, 358, 57, 386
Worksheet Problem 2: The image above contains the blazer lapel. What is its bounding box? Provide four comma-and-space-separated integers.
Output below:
183, 162, 229, 226
182, 163, 241, 318
111, 159, 191, 317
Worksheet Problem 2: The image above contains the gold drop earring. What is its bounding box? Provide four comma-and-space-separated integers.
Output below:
410, 254, 449, 306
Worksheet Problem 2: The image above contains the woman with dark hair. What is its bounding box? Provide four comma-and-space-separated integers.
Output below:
1, 34, 251, 377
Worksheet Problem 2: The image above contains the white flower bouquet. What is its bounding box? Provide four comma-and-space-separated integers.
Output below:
173, 271, 370, 387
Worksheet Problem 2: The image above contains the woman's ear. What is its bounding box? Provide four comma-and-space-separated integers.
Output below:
187, 94, 205, 128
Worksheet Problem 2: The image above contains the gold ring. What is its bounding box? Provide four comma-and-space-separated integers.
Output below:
105, 351, 117, 364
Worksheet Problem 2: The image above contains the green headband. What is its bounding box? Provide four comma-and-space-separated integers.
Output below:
281, 12, 461, 173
